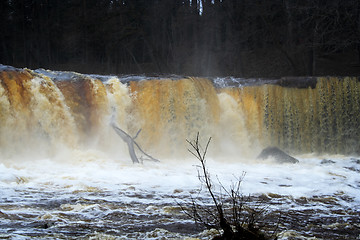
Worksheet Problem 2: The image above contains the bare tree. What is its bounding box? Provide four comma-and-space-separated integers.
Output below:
179, 133, 277, 240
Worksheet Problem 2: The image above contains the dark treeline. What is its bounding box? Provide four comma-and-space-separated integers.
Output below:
1, 0, 360, 77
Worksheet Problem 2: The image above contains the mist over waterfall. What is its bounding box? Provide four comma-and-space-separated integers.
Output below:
0, 65, 360, 239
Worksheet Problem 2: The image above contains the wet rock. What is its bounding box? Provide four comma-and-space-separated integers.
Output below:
344, 167, 360, 173
295, 197, 309, 204
321, 159, 336, 164
257, 147, 299, 164
267, 193, 283, 198
350, 158, 360, 164
276, 76, 317, 89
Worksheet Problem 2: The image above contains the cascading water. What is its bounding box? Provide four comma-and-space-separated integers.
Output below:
0, 65, 359, 239
220, 77, 360, 154
1, 67, 359, 159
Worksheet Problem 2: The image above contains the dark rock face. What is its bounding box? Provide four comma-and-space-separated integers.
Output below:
257, 147, 299, 164
276, 77, 318, 89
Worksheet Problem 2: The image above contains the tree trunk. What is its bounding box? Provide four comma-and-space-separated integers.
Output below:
111, 123, 140, 164
111, 122, 159, 164
309, 21, 319, 76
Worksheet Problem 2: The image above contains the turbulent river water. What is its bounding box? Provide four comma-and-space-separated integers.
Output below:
0, 65, 359, 239
1, 154, 360, 240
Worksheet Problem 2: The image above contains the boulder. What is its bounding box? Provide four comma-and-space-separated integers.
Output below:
257, 147, 299, 164
320, 159, 336, 165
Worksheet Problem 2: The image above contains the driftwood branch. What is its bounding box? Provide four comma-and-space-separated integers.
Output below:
133, 129, 142, 139
111, 122, 160, 164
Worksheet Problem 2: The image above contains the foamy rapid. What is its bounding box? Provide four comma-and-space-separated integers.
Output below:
0, 150, 359, 239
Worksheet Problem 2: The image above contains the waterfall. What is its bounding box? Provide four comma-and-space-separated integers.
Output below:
220, 77, 360, 154
0, 66, 359, 160
129, 77, 219, 157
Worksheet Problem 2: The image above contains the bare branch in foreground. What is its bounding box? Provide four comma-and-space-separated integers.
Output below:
179, 132, 278, 240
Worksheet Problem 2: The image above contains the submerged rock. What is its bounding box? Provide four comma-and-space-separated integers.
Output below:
257, 147, 299, 164
350, 158, 360, 164
321, 159, 336, 165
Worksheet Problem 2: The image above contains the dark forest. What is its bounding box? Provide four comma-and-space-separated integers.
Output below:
1, 0, 360, 77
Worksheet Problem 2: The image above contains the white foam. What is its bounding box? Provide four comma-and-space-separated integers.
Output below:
1, 153, 359, 203
0, 152, 359, 238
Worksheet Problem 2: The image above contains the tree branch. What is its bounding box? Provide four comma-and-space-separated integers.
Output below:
111, 121, 159, 164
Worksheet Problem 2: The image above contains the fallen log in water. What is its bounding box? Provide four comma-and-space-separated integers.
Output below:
111, 121, 160, 164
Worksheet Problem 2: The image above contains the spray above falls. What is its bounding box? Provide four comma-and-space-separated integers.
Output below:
0, 65, 359, 161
